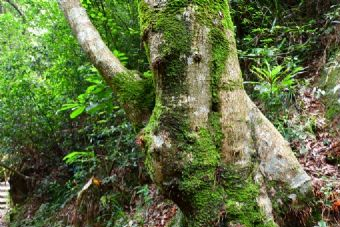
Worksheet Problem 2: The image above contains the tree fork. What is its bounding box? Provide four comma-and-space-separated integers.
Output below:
59, 0, 313, 226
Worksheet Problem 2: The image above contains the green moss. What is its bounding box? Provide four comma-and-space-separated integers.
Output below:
144, 97, 163, 133
138, 0, 192, 99
194, 1, 233, 106
179, 129, 220, 193
321, 66, 340, 121
177, 129, 272, 227
143, 101, 190, 184
112, 71, 155, 111
138, 1, 153, 34
144, 108, 225, 226
155, 16, 191, 58
208, 112, 223, 148
209, 28, 229, 104
138, 1, 191, 58
138, 0, 233, 104
219, 165, 275, 227
187, 189, 225, 226
185, 1, 233, 106
266, 180, 315, 226
220, 79, 245, 91
178, 128, 224, 226
143, 98, 164, 181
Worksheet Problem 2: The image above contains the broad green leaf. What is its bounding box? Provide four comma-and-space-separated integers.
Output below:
63, 151, 95, 165
70, 106, 85, 119
59, 103, 79, 111
271, 65, 283, 77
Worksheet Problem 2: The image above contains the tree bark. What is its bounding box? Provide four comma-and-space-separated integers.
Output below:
59, 0, 313, 226
139, 1, 312, 226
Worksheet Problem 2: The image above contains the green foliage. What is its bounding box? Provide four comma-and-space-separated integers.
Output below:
63, 151, 95, 165
230, 0, 335, 128
249, 60, 303, 111
10, 180, 76, 227
136, 185, 152, 206
273, 115, 317, 154
231, 0, 319, 69
59, 65, 118, 119
97, 192, 126, 227
1, 1, 145, 226
81, 0, 148, 71
0, 0, 87, 168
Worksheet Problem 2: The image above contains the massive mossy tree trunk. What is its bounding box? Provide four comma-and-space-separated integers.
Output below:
59, 0, 313, 226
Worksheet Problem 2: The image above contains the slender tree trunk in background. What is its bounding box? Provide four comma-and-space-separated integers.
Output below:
4, 0, 25, 21
59, 0, 313, 226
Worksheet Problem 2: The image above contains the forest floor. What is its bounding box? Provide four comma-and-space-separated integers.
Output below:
296, 85, 340, 225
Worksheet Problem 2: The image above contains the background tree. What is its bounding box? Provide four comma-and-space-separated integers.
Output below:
0, 0, 141, 214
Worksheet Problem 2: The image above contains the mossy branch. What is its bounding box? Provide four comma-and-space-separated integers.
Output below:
58, 0, 154, 126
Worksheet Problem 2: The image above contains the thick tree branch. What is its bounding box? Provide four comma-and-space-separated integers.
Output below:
58, 0, 127, 85
58, 0, 154, 126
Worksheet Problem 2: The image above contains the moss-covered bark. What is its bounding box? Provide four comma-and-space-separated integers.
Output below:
138, 1, 292, 226
59, 0, 156, 126
320, 52, 340, 127
61, 0, 313, 226
112, 71, 155, 127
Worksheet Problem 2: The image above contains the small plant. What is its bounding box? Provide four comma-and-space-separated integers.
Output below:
136, 185, 152, 206
249, 59, 304, 111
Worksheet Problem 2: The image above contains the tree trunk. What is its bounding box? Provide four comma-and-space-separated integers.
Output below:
59, 0, 313, 226
139, 1, 312, 226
